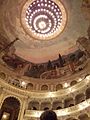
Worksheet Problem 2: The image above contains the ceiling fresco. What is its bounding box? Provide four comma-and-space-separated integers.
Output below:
0, 0, 90, 63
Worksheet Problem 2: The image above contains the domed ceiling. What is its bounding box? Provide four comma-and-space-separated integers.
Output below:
0, 0, 90, 63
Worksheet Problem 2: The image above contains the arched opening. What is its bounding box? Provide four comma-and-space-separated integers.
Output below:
56, 84, 63, 91
70, 80, 77, 86
0, 72, 6, 80
0, 97, 20, 120
75, 93, 85, 104
78, 114, 90, 120
64, 98, 74, 108
52, 101, 62, 110
41, 102, 51, 110
26, 83, 33, 90
41, 85, 48, 91
86, 88, 90, 99
28, 101, 39, 110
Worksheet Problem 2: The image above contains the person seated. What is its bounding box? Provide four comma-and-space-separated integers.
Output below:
40, 110, 58, 120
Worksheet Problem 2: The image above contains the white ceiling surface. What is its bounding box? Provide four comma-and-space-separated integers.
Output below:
0, 0, 89, 63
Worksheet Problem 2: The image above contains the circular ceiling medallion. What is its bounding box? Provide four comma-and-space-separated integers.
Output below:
21, 0, 67, 40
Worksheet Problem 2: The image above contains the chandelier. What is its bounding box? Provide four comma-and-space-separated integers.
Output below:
21, 0, 67, 40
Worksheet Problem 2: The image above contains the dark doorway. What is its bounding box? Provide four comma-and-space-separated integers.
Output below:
0, 97, 20, 120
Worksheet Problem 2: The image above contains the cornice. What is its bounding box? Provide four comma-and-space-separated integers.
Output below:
0, 75, 90, 100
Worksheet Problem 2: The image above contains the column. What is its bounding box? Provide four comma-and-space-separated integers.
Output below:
18, 98, 27, 120
0, 90, 4, 109
62, 100, 64, 108
39, 102, 41, 110
50, 101, 53, 110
